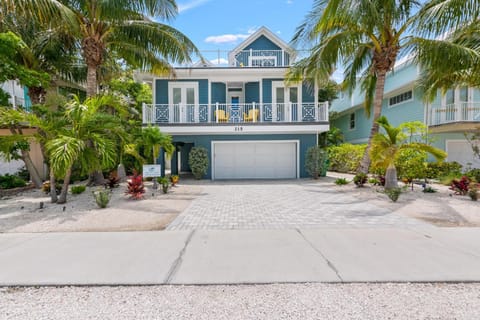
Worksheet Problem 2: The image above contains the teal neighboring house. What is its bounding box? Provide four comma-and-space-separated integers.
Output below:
137, 27, 329, 180
330, 57, 480, 169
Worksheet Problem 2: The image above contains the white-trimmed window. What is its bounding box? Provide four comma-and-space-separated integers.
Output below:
389, 90, 413, 107
249, 56, 277, 67
349, 112, 356, 130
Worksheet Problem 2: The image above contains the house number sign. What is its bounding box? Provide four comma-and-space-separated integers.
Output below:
234, 126, 244, 132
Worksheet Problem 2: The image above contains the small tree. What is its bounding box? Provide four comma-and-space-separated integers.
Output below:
188, 147, 209, 180
305, 146, 328, 179
370, 116, 446, 190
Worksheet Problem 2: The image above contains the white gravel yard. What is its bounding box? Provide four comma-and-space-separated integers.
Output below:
1, 283, 479, 320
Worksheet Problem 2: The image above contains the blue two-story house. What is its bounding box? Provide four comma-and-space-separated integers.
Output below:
137, 27, 329, 179
331, 57, 480, 169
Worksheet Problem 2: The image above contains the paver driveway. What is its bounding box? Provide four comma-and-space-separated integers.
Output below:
166, 180, 426, 230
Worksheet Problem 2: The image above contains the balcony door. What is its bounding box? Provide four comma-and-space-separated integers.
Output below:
443, 87, 471, 122
272, 82, 300, 121
168, 82, 198, 123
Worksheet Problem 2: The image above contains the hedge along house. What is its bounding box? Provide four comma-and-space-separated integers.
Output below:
330, 56, 480, 169
136, 27, 329, 180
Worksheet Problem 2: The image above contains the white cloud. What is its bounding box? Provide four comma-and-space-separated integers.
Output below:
210, 58, 229, 65
204, 28, 257, 44
286, 0, 293, 4
205, 34, 250, 44
178, 0, 211, 13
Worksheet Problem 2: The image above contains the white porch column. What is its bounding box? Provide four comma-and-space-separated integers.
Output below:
215, 102, 219, 123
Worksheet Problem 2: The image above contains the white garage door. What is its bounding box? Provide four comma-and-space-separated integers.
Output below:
213, 141, 297, 179
446, 140, 480, 168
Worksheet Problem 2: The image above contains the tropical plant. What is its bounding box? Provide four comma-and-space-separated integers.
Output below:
289, 0, 474, 174
170, 174, 179, 186
188, 147, 209, 180
71, 185, 86, 194
45, 95, 126, 203
468, 182, 479, 201
105, 171, 120, 189
4, 0, 200, 97
157, 176, 170, 194
0, 174, 27, 189
126, 171, 145, 200
139, 126, 175, 165
370, 116, 446, 190
353, 173, 368, 187
334, 177, 349, 185
385, 188, 402, 202
93, 189, 111, 208
450, 176, 471, 195
305, 146, 328, 179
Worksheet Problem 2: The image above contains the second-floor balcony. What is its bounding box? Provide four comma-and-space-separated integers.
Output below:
143, 102, 329, 125
428, 102, 480, 126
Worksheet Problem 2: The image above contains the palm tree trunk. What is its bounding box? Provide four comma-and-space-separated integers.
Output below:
49, 166, 57, 203
358, 70, 388, 174
57, 166, 73, 204
86, 63, 97, 97
384, 163, 398, 190
20, 149, 43, 188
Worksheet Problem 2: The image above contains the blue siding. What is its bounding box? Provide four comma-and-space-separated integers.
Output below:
245, 82, 260, 103
302, 83, 315, 103
155, 79, 208, 104
155, 80, 168, 104
171, 134, 317, 179
211, 82, 226, 103
245, 35, 281, 51
332, 108, 372, 144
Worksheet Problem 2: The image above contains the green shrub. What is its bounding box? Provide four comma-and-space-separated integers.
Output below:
422, 186, 437, 193
334, 178, 349, 185
305, 146, 328, 179
466, 168, 480, 183
93, 190, 111, 208
0, 174, 27, 189
395, 149, 427, 181
188, 147, 209, 180
157, 176, 170, 194
385, 188, 402, 202
327, 143, 366, 173
425, 161, 463, 179
468, 183, 478, 201
71, 185, 86, 194
353, 172, 368, 187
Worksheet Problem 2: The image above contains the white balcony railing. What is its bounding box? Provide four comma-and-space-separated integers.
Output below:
428, 102, 480, 126
142, 102, 329, 125
233, 50, 291, 67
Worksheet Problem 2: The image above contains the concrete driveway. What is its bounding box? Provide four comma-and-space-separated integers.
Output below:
167, 180, 427, 230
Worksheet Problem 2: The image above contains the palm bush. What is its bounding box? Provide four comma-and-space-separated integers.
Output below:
370, 116, 446, 190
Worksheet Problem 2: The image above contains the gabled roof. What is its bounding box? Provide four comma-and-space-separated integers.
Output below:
228, 26, 295, 63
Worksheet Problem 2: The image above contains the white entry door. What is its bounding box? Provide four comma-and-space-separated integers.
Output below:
213, 141, 298, 179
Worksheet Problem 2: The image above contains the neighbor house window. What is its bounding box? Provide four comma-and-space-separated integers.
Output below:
349, 112, 356, 130
389, 90, 413, 107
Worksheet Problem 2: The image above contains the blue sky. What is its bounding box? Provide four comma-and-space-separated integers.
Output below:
170, 0, 314, 63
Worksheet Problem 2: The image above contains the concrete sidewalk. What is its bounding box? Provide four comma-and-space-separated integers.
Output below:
0, 227, 480, 285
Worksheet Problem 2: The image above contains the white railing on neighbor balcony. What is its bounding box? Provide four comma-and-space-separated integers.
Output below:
428, 102, 480, 126
142, 102, 329, 125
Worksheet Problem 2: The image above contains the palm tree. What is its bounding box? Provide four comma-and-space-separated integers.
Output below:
46, 95, 127, 203
3, 0, 199, 97
289, 0, 478, 174
370, 116, 446, 190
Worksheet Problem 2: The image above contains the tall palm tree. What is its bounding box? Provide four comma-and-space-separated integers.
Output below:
289, 0, 478, 173
370, 116, 446, 190
46, 95, 127, 203
3, 0, 200, 97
